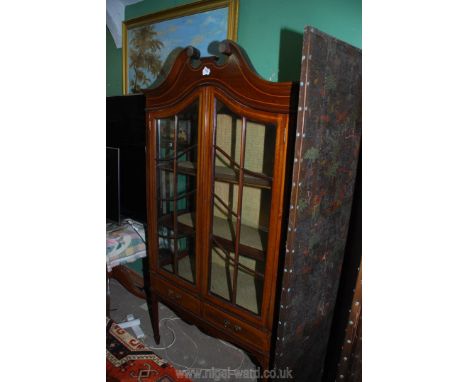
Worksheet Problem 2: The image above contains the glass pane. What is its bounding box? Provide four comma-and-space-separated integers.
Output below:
210, 244, 235, 303
209, 99, 275, 315
244, 120, 276, 178
214, 102, 276, 187
214, 104, 240, 181
235, 255, 264, 315
213, 182, 269, 252
159, 235, 175, 274
157, 117, 175, 160
155, 100, 198, 284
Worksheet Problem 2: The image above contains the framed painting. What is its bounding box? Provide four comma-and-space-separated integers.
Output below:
122, 0, 239, 94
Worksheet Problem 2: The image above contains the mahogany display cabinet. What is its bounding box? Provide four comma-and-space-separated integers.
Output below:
144, 27, 361, 381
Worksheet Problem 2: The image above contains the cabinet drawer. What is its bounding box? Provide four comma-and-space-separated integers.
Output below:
203, 303, 270, 352
153, 278, 201, 315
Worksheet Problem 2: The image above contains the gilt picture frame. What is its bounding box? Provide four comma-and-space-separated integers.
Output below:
122, 0, 239, 94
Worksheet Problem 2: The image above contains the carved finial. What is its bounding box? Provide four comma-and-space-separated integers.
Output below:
186, 46, 200, 59
218, 40, 232, 56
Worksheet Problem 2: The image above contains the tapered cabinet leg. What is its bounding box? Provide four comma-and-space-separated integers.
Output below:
149, 288, 160, 344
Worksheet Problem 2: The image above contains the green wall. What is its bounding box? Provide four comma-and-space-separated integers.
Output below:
106, 0, 361, 96
107, 27, 123, 96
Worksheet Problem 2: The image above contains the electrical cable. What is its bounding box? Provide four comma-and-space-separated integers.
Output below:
145, 317, 199, 369
145, 315, 245, 372
146, 317, 179, 350
124, 218, 147, 243
165, 319, 199, 370
119, 220, 247, 373
217, 339, 245, 371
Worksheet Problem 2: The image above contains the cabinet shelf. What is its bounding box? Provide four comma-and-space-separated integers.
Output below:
158, 161, 271, 189
158, 213, 195, 239
159, 212, 267, 262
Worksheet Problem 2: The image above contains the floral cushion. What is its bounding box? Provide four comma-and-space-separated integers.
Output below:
106, 219, 146, 271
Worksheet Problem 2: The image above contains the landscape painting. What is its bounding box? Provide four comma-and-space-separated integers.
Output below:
123, 1, 238, 94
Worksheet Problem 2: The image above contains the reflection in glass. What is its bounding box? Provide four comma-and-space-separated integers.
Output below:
156, 101, 198, 284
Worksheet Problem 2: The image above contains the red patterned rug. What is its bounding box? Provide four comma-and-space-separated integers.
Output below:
106, 317, 193, 382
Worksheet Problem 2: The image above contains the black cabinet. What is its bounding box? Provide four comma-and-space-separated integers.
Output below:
107, 94, 147, 222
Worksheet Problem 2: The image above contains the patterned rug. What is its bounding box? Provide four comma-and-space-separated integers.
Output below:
106, 317, 192, 382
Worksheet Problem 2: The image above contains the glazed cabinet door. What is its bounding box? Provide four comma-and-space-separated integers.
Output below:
147, 94, 203, 290
204, 89, 288, 324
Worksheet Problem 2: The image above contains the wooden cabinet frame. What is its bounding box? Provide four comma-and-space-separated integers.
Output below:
144, 41, 297, 372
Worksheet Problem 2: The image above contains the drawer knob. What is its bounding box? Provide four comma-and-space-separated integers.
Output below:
168, 289, 182, 300
222, 319, 242, 332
